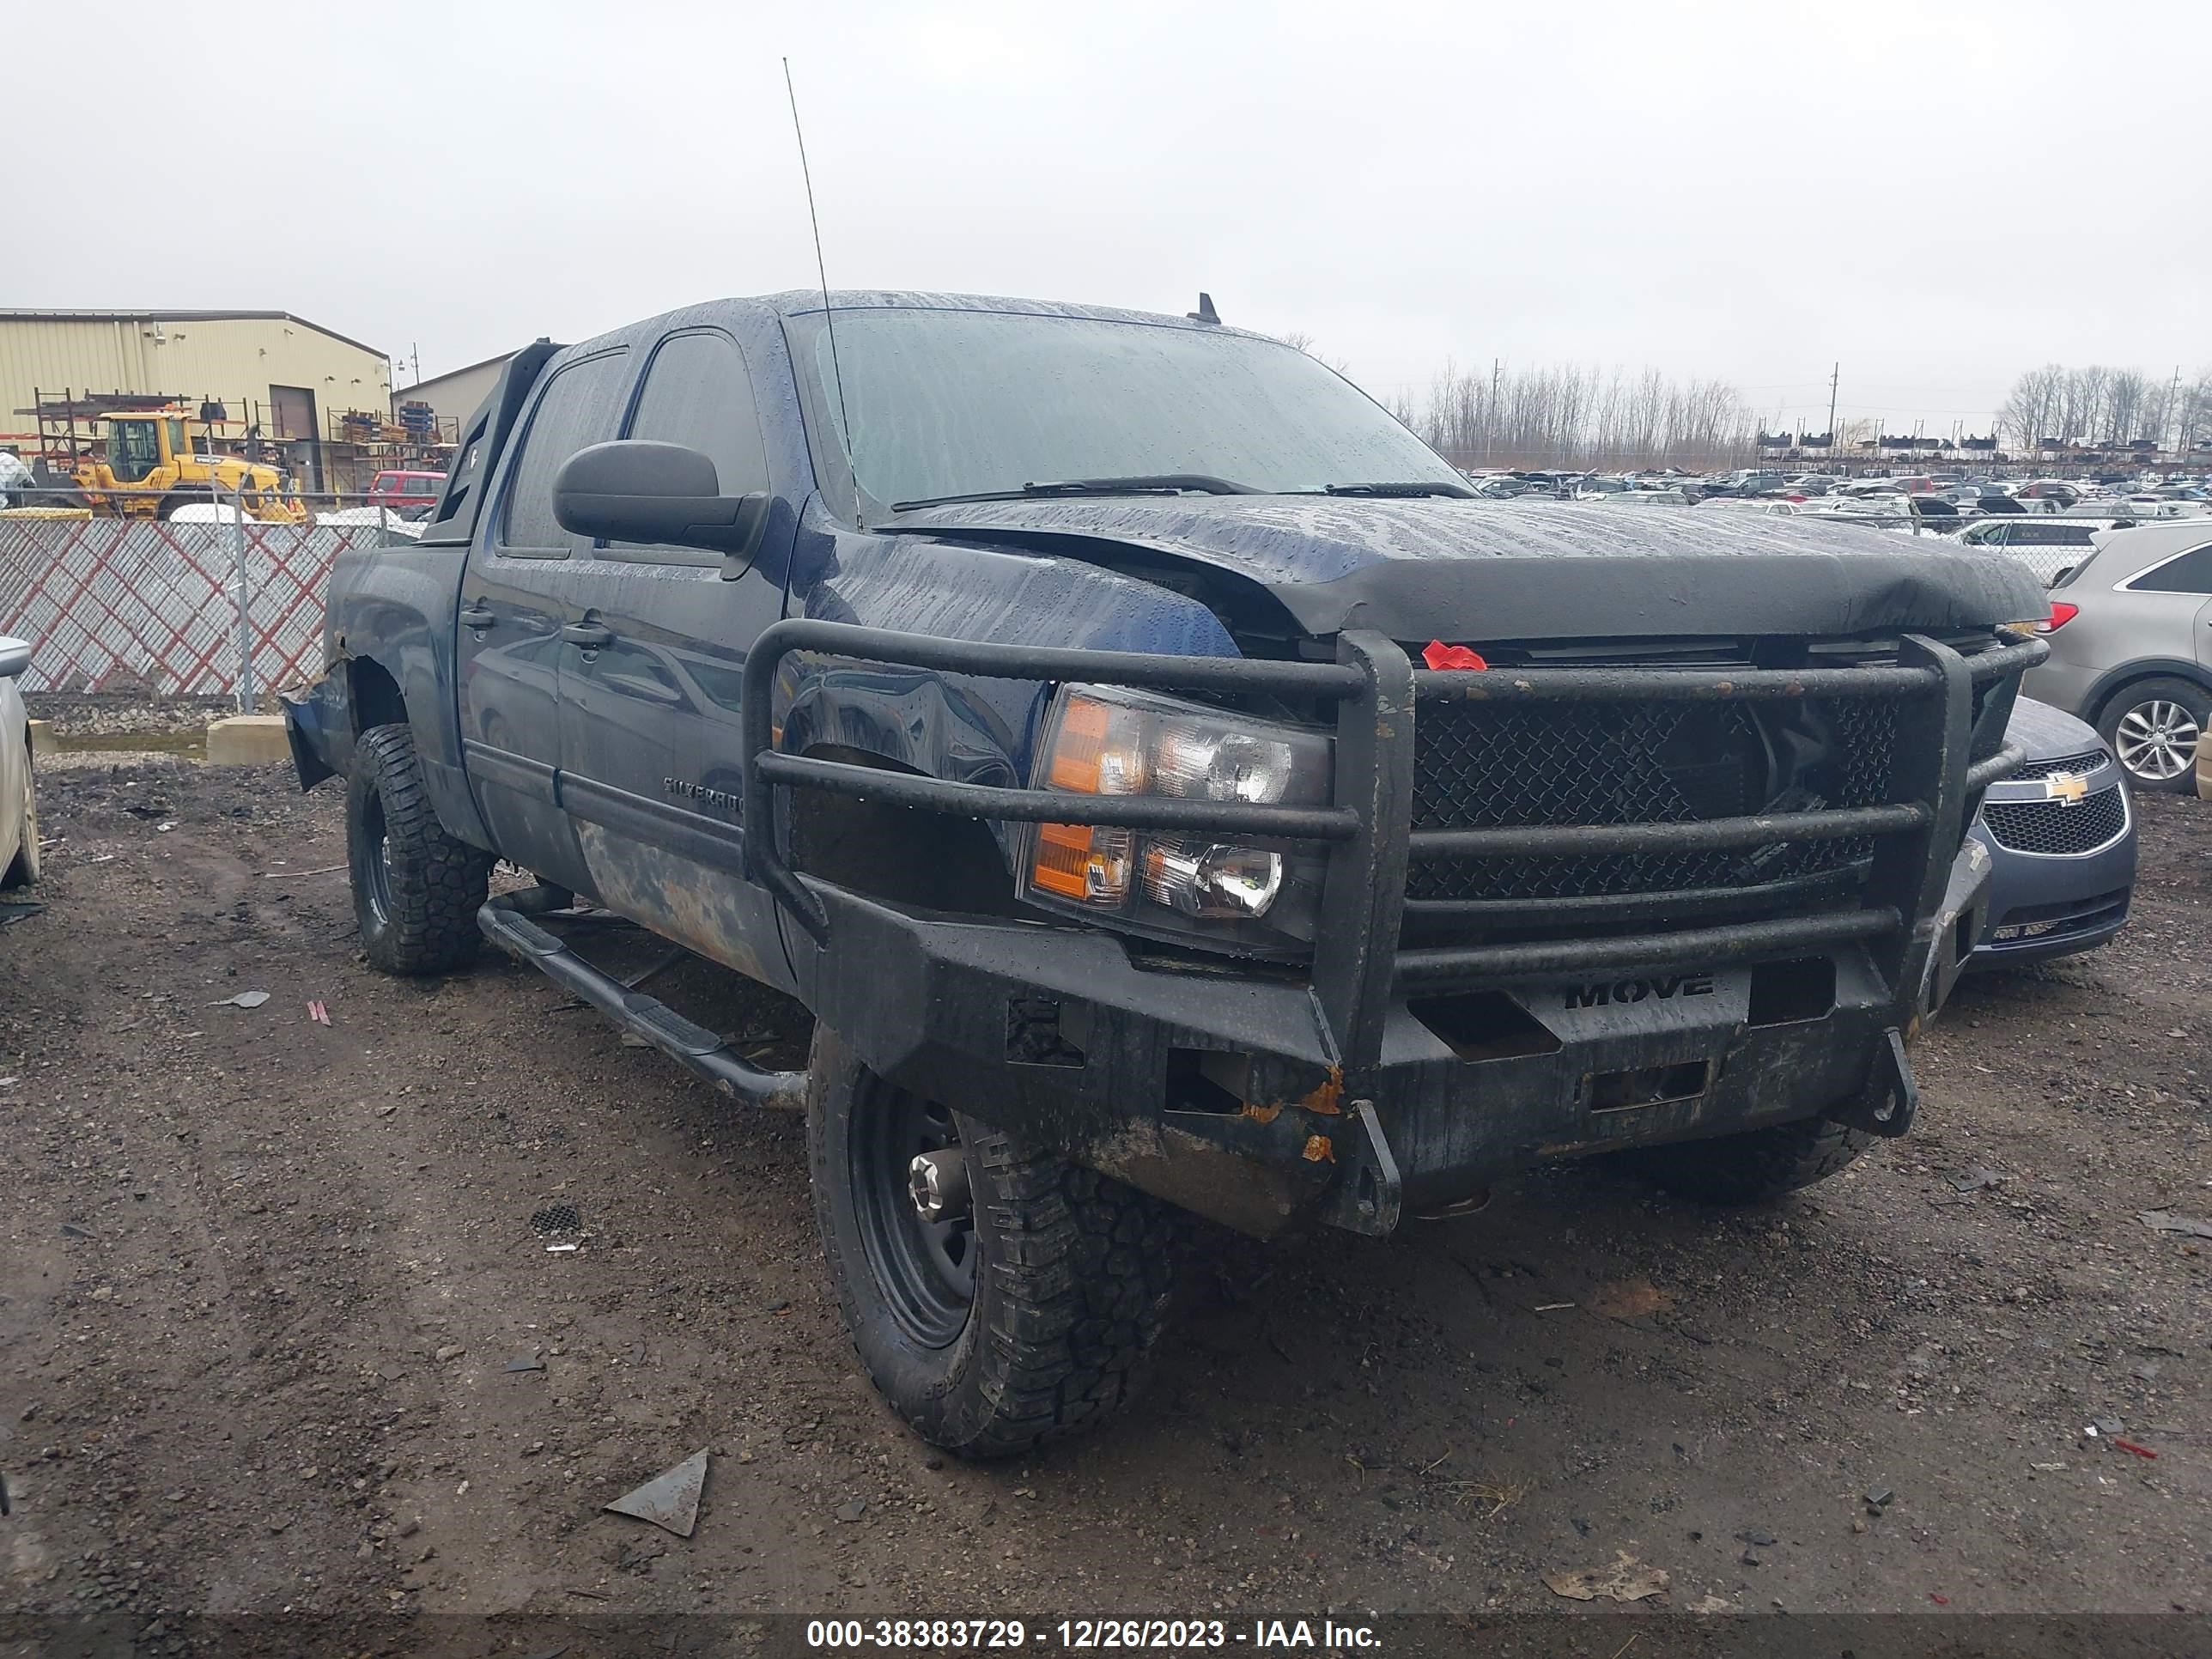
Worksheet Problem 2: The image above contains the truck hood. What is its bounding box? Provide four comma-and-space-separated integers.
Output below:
882, 496, 2047, 641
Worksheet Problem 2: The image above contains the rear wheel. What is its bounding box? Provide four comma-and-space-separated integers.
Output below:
806, 1024, 1176, 1457
1623, 1116, 1871, 1205
346, 722, 490, 974
2097, 678, 2207, 793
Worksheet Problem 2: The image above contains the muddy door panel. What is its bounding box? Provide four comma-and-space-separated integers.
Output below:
552, 326, 795, 992
455, 560, 592, 894
556, 587, 789, 988
453, 344, 635, 896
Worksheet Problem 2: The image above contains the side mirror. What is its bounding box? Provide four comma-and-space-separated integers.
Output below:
0, 636, 28, 680
552, 441, 769, 557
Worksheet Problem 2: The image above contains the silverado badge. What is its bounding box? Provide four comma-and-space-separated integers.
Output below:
2043, 771, 2088, 806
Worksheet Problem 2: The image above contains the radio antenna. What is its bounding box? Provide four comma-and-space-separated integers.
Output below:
784, 58, 863, 528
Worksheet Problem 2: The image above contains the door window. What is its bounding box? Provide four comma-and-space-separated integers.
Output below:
2125, 545, 2212, 595
106, 422, 161, 483
608, 330, 771, 563
497, 349, 629, 553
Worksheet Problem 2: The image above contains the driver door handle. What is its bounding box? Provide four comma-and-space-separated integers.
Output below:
459, 602, 495, 629
562, 622, 614, 649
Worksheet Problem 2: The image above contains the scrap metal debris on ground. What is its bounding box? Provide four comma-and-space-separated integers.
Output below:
604, 1449, 708, 1539
2140, 1210, 2212, 1240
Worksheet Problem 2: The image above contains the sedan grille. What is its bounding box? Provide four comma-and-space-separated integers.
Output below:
1981, 787, 2128, 856
2008, 749, 2106, 782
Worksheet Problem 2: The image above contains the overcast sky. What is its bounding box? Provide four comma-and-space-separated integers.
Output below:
25, 1, 2208, 431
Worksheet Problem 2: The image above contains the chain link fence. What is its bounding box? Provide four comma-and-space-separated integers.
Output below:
0, 494, 410, 697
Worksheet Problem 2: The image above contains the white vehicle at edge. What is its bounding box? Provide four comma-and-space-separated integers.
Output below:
0, 635, 40, 892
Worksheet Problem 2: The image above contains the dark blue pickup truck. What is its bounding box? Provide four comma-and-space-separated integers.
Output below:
286, 290, 2046, 1455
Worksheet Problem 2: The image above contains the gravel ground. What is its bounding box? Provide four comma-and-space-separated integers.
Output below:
1, 753, 2208, 1653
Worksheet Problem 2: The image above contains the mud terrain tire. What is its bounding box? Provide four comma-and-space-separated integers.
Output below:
1624, 1116, 1872, 1205
347, 722, 489, 975
807, 1024, 1176, 1458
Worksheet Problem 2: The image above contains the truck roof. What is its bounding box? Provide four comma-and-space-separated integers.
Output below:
756, 289, 1260, 333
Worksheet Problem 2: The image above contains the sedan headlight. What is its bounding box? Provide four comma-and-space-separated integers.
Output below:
1022, 685, 1333, 954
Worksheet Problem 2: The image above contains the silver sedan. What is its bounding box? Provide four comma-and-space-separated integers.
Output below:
0, 635, 40, 890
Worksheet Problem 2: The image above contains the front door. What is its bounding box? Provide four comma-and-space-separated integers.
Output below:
454, 345, 632, 896
554, 326, 794, 988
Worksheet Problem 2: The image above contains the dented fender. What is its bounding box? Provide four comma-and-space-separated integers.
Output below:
776, 514, 1246, 861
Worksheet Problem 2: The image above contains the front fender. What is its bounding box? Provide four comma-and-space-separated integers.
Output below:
779, 523, 1244, 860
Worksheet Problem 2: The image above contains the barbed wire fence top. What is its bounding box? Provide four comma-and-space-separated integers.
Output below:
0, 515, 382, 696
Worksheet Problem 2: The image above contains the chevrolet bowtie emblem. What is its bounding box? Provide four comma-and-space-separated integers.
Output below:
2044, 771, 2088, 805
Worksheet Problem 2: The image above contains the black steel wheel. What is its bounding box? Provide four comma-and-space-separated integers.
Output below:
806, 1024, 1176, 1458
849, 1082, 976, 1348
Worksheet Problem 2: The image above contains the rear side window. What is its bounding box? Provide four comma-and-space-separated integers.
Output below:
2126, 544, 2212, 594
499, 349, 629, 550
624, 330, 770, 498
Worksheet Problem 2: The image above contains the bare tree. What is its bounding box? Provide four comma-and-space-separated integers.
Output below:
1400, 359, 1755, 471
1274, 330, 1352, 378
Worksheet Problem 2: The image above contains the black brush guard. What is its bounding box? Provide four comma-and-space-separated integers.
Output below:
739, 621, 2045, 1221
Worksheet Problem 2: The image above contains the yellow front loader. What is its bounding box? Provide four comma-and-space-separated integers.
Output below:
70, 408, 307, 523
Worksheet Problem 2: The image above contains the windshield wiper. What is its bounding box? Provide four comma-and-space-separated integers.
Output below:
1316, 480, 1477, 499
890, 474, 1260, 512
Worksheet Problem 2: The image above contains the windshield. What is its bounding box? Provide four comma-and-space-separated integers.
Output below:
790, 307, 1462, 514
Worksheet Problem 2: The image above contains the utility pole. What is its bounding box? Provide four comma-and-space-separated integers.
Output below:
2166, 364, 2182, 459
1485, 357, 1501, 464
1826, 362, 1839, 446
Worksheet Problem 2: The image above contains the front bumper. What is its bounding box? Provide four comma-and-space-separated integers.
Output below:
742, 621, 2044, 1237
1964, 775, 2136, 968
789, 838, 1992, 1238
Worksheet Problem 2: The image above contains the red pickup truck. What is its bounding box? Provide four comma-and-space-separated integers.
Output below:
365, 470, 447, 510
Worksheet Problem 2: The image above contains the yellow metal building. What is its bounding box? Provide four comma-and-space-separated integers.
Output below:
0, 308, 392, 489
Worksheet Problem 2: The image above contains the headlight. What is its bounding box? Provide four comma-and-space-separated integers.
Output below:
1023, 685, 1333, 955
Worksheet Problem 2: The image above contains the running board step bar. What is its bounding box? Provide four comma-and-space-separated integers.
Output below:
477, 894, 807, 1111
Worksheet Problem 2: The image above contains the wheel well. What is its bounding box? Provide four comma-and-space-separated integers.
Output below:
349, 658, 407, 733
789, 744, 1019, 917
2088, 665, 2212, 729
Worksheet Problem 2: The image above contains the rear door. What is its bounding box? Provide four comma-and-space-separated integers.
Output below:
454, 345, 630, 896
553, 325, 797, 988
2114, 540, 2212, 672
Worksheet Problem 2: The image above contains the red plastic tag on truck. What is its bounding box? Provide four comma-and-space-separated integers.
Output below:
1422, 641, 1488, 671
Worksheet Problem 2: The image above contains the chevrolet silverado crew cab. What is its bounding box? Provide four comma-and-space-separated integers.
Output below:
285, 291, 2046, 1456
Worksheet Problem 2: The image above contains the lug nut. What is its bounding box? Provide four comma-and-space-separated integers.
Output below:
908, 1148, 969, 1223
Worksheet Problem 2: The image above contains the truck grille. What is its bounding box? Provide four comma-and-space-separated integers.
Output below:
1407, 696, 1899, 905
1981, 787, 2128, 856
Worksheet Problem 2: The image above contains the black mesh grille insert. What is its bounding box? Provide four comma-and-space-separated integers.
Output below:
1981, 787, 2128, 856
1408, 696, 1901, 906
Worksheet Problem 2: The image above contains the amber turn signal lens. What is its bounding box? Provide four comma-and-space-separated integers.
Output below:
1029, 822, 1133, 904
